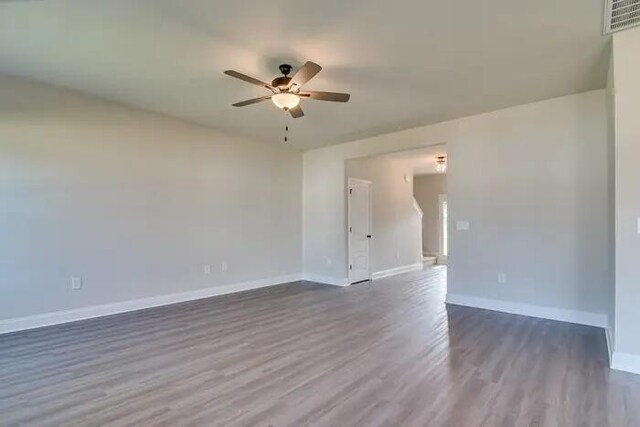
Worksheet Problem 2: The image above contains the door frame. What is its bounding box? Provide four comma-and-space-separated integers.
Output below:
347, 177, 373, 284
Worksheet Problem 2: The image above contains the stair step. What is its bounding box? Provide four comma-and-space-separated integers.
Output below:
423, 256, 437, 266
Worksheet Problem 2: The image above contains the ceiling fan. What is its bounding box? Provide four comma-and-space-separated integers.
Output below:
224, 62, 350, 118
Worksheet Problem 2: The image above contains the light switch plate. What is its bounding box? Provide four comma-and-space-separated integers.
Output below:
456, 221, 470, 231
71, 277, 82, 290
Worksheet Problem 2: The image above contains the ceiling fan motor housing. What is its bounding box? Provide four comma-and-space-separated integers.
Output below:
271, 76, 292, 89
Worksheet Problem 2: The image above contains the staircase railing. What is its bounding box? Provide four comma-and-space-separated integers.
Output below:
412, 197, 423, 218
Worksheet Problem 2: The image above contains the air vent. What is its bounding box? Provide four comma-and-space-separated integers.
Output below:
604, 0, 640, 34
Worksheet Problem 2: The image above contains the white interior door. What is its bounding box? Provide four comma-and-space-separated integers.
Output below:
348, 178, 372, 284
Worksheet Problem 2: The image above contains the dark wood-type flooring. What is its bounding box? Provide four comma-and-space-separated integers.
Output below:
2, 267, 640, 426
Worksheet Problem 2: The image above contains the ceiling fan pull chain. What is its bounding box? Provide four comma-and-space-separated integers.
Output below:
284, 124, 289, 143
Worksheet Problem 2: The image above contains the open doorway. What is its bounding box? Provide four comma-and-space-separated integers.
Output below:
413, 148, 447, 265
345, 144, 447, 286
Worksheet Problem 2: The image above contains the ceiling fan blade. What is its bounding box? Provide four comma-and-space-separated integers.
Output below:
289, 61, 322, 88
224, 70, 275, 92
232, 95, 272, 107
289, 105, 304, 118
299, 91, 350, 102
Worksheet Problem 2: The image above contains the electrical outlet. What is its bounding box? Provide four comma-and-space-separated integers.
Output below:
326, 257, 332, 265
498, 273, 507, 284
203, 264, 212, 275
396, 250, 400, 260
221, 262, 228, 273
456, 221, 470, 231
71, 277, 82, 290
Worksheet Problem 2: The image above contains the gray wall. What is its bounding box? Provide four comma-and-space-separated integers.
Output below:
0, 75, 302, 320
612, 27, 640, 357
346, 156, 422, 273
413, 174, 447, 256
303, 90, 610, 317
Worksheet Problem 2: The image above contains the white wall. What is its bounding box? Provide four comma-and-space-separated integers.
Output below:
303, 90, 610, 316
413, 174, 447, 256
0, 75, 302, 321
346, 156, 422, 273
612, 27, 640, 358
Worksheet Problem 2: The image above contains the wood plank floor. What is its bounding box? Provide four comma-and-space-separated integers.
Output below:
2, 267, 640, 426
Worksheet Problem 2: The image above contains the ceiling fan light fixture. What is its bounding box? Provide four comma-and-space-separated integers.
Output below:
225, 61, 349, 119
271, 93, 300, 110
436, 156, 447, 173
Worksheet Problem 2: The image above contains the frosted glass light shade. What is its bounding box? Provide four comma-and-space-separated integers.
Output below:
272, 93, 300, 110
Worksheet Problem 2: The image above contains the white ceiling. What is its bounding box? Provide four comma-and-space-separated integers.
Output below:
0, 0, 609, 150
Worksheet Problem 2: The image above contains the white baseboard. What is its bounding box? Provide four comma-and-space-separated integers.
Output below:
445, 293, 607, 328
0, 274, 302, 335
302, 273, 349, 287
372, 262, 423, 280
611, 352, 640, 375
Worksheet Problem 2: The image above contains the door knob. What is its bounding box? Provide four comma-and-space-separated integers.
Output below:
367, 235, 372, 238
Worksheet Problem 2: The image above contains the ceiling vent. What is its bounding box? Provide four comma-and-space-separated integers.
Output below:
604, 0, 640, 34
